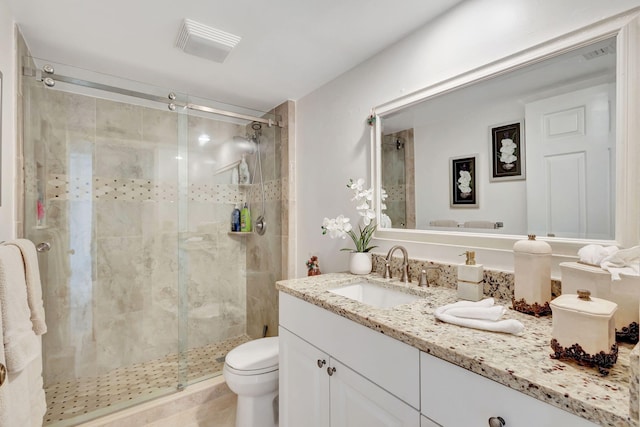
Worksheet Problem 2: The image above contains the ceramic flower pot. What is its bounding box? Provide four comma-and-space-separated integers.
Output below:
349, 252, 372, 275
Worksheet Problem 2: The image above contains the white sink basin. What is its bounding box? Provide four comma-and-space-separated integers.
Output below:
329, 282, 421, 309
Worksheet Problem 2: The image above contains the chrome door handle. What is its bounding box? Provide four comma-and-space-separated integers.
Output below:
0, 363, 6, 387
36, 242, 51, 252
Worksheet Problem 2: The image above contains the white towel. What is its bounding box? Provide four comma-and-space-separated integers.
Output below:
0, 340, 47, 427
463, 221, 497, 229
435, 298, 524, 335
600, 245, 640, 280
5, 240, 47, 335
577, 244, 619, 266
429, 219, 459, 227
0, 245, 40, 373
445, 305, 506, 321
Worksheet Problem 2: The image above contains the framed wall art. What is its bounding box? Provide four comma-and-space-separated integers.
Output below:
450, 154, 478, 208
489, 120, 525, 182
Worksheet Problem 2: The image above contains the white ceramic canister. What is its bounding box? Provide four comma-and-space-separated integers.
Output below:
560, 261, 639, 335
550, 290, 617, 356
513, 235, 552, 309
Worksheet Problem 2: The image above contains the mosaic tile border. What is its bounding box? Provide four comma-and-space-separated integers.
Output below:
45, 174, 283, 204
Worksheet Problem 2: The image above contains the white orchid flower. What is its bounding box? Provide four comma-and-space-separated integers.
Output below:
500, 138, 517, 164
458, 171, 472, 193
320, 178, 386, 253
348, 178, 365, 192
359, 208, 376, 226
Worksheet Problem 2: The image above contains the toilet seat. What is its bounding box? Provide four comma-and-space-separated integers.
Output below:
225, 336, 279, 375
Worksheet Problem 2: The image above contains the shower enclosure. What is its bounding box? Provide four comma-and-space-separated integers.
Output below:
20, 56, 288, 426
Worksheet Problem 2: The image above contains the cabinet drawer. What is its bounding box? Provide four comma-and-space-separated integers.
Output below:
280, 292, 420, 409
420, 352, 598, 427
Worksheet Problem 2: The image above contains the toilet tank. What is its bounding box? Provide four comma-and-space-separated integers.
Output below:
560, 262, 639, 337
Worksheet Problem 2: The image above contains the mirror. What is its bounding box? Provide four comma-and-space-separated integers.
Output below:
380, 37, 616, 239
373, 12, 640, 255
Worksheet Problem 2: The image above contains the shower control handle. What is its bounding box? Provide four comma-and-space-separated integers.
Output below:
317, 359, 326, 368
327, 366, 336, 376
488, 416, 506, 427
36, 242, 51, 252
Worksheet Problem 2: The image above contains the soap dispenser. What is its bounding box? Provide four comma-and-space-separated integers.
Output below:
457, 251, 484, 301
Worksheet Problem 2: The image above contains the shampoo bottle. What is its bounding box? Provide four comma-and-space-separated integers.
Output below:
240, 202, 252, 232
231, 204, 241, 232
239, 155, 250, 185
231, 166, 239, 185
457, 250, 484, 301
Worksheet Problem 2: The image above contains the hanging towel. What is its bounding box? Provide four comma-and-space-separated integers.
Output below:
0, 245, 40, 373
5, 240, 47, 335
434, 298, 524, 335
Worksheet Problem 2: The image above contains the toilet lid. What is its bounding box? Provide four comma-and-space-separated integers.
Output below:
225, 337, 279, 371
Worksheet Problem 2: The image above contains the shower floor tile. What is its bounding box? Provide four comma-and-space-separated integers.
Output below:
43, 335, 251, 426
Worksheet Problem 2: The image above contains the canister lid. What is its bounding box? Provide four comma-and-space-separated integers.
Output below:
550, 290, 617, 316
513, 235, 552, 254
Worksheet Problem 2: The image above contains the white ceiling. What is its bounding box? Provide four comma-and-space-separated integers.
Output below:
7, 0, 463, 111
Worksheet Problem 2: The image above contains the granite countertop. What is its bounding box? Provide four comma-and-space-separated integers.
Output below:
276, 272, 638, 427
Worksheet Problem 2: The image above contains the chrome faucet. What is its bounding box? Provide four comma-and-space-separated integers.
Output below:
383, 245, 410, 283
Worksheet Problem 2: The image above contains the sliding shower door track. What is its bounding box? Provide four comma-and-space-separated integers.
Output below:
23, 65, 283, 128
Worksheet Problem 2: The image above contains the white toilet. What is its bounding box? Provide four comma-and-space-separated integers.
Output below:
223, 337, 279, 427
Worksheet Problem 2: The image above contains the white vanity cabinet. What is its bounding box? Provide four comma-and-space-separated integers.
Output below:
279, 292, 420, 427
420, 352, 599, 427
279, 290, 602, 427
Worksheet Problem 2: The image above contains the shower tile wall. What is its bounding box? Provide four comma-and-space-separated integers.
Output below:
23, 82, 257, 385
382, 129, 415, 229
245, 110, 282, 339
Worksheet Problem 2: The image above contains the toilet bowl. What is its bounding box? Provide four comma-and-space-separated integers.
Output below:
223, 336, 279, 427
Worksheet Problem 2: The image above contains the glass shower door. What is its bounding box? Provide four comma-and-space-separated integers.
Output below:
22, 59, 187, 425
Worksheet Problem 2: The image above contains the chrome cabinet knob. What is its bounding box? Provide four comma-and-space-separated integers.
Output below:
317, 359, 326, 368
0, 363, 6, 387
488, 416, 505, 427
327, 366, 336, 376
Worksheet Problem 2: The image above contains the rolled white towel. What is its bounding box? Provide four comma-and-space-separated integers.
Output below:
434, 298, 524, 335
578, 244, 618, 266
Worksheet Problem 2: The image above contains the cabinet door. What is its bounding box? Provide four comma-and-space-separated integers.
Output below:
330, 358, 420, 427
279, 327, 330, 427
420, 352, 599, 427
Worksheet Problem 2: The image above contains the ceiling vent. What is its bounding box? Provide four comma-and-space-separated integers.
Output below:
582, 44, 616, 60
176, 19, 241, 63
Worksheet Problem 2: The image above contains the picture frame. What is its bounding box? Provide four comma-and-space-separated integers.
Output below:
489, 120, 525, 182
450, 154, 478, 208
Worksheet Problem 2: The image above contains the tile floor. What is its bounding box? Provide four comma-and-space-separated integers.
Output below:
43, 335, 250, 426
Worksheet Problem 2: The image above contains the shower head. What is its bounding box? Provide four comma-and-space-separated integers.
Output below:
232, 135, 258, 154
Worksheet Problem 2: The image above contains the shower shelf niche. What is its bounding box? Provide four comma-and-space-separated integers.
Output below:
228, 231, 252, 236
